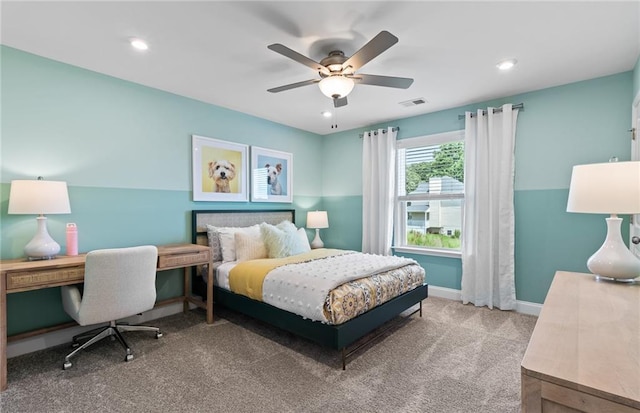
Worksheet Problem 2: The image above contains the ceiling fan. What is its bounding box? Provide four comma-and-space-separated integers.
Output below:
267, 31, 414, 108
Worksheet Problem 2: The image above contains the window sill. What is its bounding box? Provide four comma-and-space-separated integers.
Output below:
393, 246, 462, 259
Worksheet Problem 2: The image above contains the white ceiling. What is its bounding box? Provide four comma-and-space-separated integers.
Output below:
2, 1, 639, 135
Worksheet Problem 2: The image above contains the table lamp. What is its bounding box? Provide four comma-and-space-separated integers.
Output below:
566, 161, 640, 281
307, 210, 329, 249
8, 177, 71, 260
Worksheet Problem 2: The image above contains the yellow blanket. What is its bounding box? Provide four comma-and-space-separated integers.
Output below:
228, 249, 349, 300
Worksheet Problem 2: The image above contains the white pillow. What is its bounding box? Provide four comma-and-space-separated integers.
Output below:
235, 231, 267, 261
217, 225, 261, 262
297, 228, 311, 253
260, 221, 308, 258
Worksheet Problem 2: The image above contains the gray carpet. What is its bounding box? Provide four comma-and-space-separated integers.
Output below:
1, 297, 537, 413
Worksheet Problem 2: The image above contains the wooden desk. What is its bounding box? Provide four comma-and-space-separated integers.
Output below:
521, 271, 640, 412
0, 243, 214, 392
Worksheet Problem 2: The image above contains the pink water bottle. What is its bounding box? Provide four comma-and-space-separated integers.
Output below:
66, 223, 78, 256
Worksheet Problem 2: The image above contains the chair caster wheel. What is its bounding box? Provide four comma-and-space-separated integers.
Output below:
63, 361, 72, 370
155, 332, 163, 339
125, 354, 134, 362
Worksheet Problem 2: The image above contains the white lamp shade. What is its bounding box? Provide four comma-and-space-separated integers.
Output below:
318, 76, 355, 99
567, 161, 640, 281
567, 161, 640, 214
8, 180, 71, 215
307, 211, 329, 229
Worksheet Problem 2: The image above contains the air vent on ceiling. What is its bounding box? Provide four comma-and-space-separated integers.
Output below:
399, 98, 427, 107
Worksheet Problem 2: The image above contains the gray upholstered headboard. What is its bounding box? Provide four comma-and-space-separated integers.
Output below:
191, 209, 296, 248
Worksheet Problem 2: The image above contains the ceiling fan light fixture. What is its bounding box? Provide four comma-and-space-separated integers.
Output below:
318, 76, 355, 99
267, 31, 411, 108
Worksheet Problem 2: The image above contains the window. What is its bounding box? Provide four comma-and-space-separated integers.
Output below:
394, 130, 464, 257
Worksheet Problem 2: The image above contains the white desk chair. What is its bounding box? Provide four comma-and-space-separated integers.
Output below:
61, 245, 162, 369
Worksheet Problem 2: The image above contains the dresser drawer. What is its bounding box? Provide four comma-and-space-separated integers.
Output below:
6, 266, 85, 291
158, 250, 210, 270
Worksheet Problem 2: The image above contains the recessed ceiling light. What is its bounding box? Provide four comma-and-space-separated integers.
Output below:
496, 59, 517, 71
130, 38, 149, 51
321, 111, 332, 118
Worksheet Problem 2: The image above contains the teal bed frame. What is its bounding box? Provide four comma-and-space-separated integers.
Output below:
192, 209, 428, 369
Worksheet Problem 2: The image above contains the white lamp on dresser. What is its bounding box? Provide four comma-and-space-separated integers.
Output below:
566, 160, 640, 281
8, 177, 71, 260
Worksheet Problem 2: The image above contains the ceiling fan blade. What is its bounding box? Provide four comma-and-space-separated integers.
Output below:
352, 74, 414, 89
342, 31, 398, 72
333, 96, 348, 108
268, 44, 330, 76
267, 79, 319, 93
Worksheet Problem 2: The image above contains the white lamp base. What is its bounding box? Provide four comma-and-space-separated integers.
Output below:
24, 216, 61, 260
587, 217, 640, 281
310, 228, 324, 249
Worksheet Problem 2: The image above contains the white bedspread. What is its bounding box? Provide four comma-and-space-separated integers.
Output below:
261, 251, 418, 323
215, 261, 237, 290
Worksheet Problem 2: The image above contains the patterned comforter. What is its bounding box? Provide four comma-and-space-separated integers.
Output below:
323, 264, 425, 324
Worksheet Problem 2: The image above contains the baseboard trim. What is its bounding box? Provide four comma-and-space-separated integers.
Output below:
427, 285, 463, 301
514, 300, 543, 316
7, 302, 188, 359
428, 285, 542, 316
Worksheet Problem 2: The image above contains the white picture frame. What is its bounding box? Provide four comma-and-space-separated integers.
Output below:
250, 146, 293, 203
192, 135, 249, 202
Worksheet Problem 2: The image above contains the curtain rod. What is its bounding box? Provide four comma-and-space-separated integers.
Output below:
359, 126, 400, 139
457, 103, 524, 120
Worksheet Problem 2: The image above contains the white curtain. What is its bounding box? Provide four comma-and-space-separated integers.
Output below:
362, 127, 397, 255
461, 104, 519, 310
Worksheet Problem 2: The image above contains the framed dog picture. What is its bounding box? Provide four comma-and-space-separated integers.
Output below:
250, 146, 293, 203
192, 135, 249, 202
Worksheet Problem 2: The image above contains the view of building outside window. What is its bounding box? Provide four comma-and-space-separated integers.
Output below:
397, 139, 464, 251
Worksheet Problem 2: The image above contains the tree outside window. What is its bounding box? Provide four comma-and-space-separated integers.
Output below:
395, 131, 464, 254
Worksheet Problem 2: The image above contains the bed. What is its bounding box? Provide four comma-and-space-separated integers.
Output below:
191, 209, 428, 368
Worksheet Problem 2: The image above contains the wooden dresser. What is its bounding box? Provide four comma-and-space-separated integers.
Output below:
521, 271, 640, 412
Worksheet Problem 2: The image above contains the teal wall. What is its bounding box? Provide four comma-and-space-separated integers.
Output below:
0, 46, 323, 335
321, 72, 634, 304
1, 44, 635, 337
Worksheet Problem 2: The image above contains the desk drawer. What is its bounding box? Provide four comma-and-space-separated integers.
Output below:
7, 266, 84, 290
158, 250, 210, 269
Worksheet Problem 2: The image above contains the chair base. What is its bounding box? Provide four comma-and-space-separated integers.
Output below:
63, 320, 162, 370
